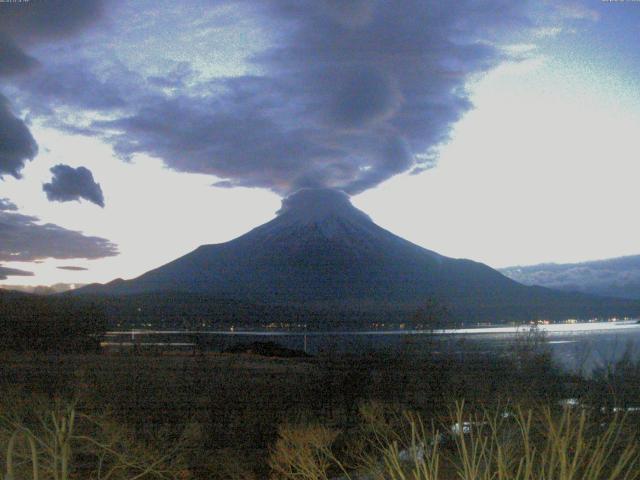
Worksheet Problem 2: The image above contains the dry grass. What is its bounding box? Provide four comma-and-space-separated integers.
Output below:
268, 402, 640, 480
269, 423, 343, 480
0, 395, 192, 480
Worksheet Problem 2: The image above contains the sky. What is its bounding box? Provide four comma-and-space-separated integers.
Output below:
1, 0, 640, 288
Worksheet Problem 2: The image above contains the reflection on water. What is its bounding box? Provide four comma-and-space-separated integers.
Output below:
102, 321, 640, 374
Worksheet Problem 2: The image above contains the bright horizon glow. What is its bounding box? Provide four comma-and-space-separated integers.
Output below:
356, 55, 640, 268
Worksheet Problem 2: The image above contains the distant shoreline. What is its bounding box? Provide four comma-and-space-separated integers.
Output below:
105, 320, 640, 337
437, 320, 640, 335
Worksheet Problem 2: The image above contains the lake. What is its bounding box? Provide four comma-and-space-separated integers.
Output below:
102, 320, 640, 374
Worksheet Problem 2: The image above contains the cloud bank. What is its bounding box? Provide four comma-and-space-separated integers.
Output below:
0, 209, 117, 262
43, 164, 105, 207
501, 255, 640, 300
97, 0, 531, 194
5, 1, 595, 196
4, 0, 544, 196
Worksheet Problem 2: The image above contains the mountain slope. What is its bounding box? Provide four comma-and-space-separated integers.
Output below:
78, 189, 640, 323
501, 255, 640, 300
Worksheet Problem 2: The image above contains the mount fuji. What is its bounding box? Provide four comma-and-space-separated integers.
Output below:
78, 189, 640, 324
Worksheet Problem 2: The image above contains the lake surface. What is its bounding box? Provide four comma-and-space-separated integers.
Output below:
103, 321, 640, 374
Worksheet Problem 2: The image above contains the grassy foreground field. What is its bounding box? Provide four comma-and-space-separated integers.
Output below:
0, 345, 638, 479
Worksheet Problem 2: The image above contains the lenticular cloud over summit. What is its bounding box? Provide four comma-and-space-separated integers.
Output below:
45, 0, 537, 195
276, 188, 370, 222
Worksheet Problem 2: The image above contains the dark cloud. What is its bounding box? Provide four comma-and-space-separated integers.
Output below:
0, 265, 33, 280
0, 94, 38, 178
43, 164, 105, 207
97, 83, 336, 191
0, 33, 38, 77
90, 0, 532, 194
0, 210, 117, 262
57, 266, 89, 271
3, 0, 540, 195
0, 0, 107, 44
0, 0, 127, 119
0, 198, 17, 211
18, 62, 127, 113
327, 67, 402, 128
0, 0, 110, 178
147, 62, 195, 90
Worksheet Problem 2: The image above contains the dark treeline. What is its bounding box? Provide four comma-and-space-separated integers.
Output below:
71, 289, 640, 330
0, 290, 106, 353
74, 291, 414, 330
